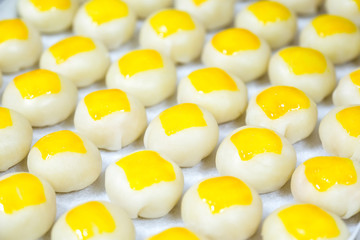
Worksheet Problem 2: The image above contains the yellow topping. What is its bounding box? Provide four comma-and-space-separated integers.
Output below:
116, 150, 176, 190
248, 1, 291, 24
0, 107, 12, 129
118, 49, 164, 78
30, 0, 70, 11
49, 36, 96, 64
160, 103, 207, 136
278, 204, 340, 240
150, 10, 196, 38
34, 130, 87, 160
197, 176, 253, 214
149, 227, 200, 240
230, 128, 282, 161
256, 86, 311, 120
312, 15, 357, 37
350, 69, 360, 92
0, 19, 28, 44
84, 89, 130, 121
354, 0, 360, 11
336, 106, 360, 137
279, 47, 327, 75
192, 0, 207, 6
66, 201, 116, 240
0, 173, 46, 214
85, 0, 129, 25
188, 67, 238, 94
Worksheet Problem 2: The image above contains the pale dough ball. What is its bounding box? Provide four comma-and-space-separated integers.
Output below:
139, 9, 205, 63
0, 19, 42, 73
144, 103, 219, 167
0, 172, 56, 240
333, 68, 360, 106
105, 150, 184, 218
146, 227, 209, 240
0, 70, 2, 87
181, 176, 262, 240
51, 201, 135, 240
273, 0, 323, 15
269, 46, 336, 103
122, 0, 172, 18
74, 89, 147, 151
202, 28, 271, 82
40, 36, 110, 87
177, 67, 248, 123
73, 0, 136, 50
235, 1, 297, 49
326, 0, 360, 26
2, 69, 78, 127
106, 49, 177, 107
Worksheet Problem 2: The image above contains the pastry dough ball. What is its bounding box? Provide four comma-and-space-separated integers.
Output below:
2, 69, 78, 127
0, 70, 2, 87
122, 0, 172, 19
269, 46, 336, 103
40, 36, 110, 87
246, 86, 318, 144
326, 0, 360, 26
106, 49, 177, 107
0, 19, 42, 73
0, 107, 32, 171
181, 176, 262, 240
273, 0, 323, 15
144, 103, 218, 167
262, 204, 350, 240
300, 14, 360, 64
105, 150, 184, 218
74, 89, 147, 151
17, 0, 79, 33
27, 130, 102, 193
147, 227, 208, 240
177, 67, 248, 123
235, 1, 297, 49
333, 68, 360, 106
52, 201, 135, 240
0, 172, 56, 240
73, 0, 136, 50
291, 156, 360, 219
202, 28, 271, 82
140, 9, 205, 63
216, 126, 296, 193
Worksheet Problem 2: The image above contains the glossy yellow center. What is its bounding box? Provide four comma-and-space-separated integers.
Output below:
0, 19, 28, 44
0, 173, 46, 214
248, 1, 291, 24
150, 10, 196, 38
149, 227, 200, 240
350, 69, 360, 92
192, 0, 207, 6
336, 106, 360, 137
66, 201, 116, 240
0, 108, 12, 129
85, 0, 129, 25
278, 204, 340, 240
197, 176, 253, 214
312, 15, 357, 37
354, 0, 360, 11
256, 86, 311, 120
30, 0, 71, 11
49, 36, 96, 64
34, 130, 87, 160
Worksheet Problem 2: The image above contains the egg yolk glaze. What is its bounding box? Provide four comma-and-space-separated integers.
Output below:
116, 150, 176, 191
150, 10, 196, 38
0, 107, 12, 129
0, 19, 28, 44
312, 15, 357, 38
197, 176, 253, 214
350, 69, 360, 92
34, 130, 87, 160
192, 0, 207, 6
0, 173, 46, 214
248, 1, 291, 24
354, 0, 360, 10
66, 201, 116, 240
85, 0, 129, 25
278, 204, 340, 240
336, 106, 360, 137
256, 86, 311, 120
30, 0, 71, 11
149, 227, 200, 240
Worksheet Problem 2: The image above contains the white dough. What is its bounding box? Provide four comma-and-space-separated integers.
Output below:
326, 0, 360, 26
273, 0, 323, 15
123, 0, 172, 18
333, 69, 360, 106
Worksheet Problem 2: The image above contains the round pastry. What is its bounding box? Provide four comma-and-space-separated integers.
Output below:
246, 86, 318, 144
177, 67, 248, 123
300, 14, 360, 64
262, 204, 350, 240
0, 19, 42, 73
0, 172, 56, 240
326, 0, 360, 26
74, 89, 147, 151
2, 69, 78, 127
201, 28, 271, 82
0, 70, 2, 87
17, 0, 79, 33
147, 227, 208, 240
105, 150, 184, 218
139, 9, 205, 63
269, 46, 336, 102
40, 35, 110, 87
144, 103, 218, 167
73, 0, 136, 50
0, 107, 32, 171
272, 0, 323, 15
216, 126, 296, 193
51, 201, 135, 240
106, 49, 177, 107
181, 176, 262, 240
122, 0, 172, 19
333, 68, 360, 106
235, 1, 297, 49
